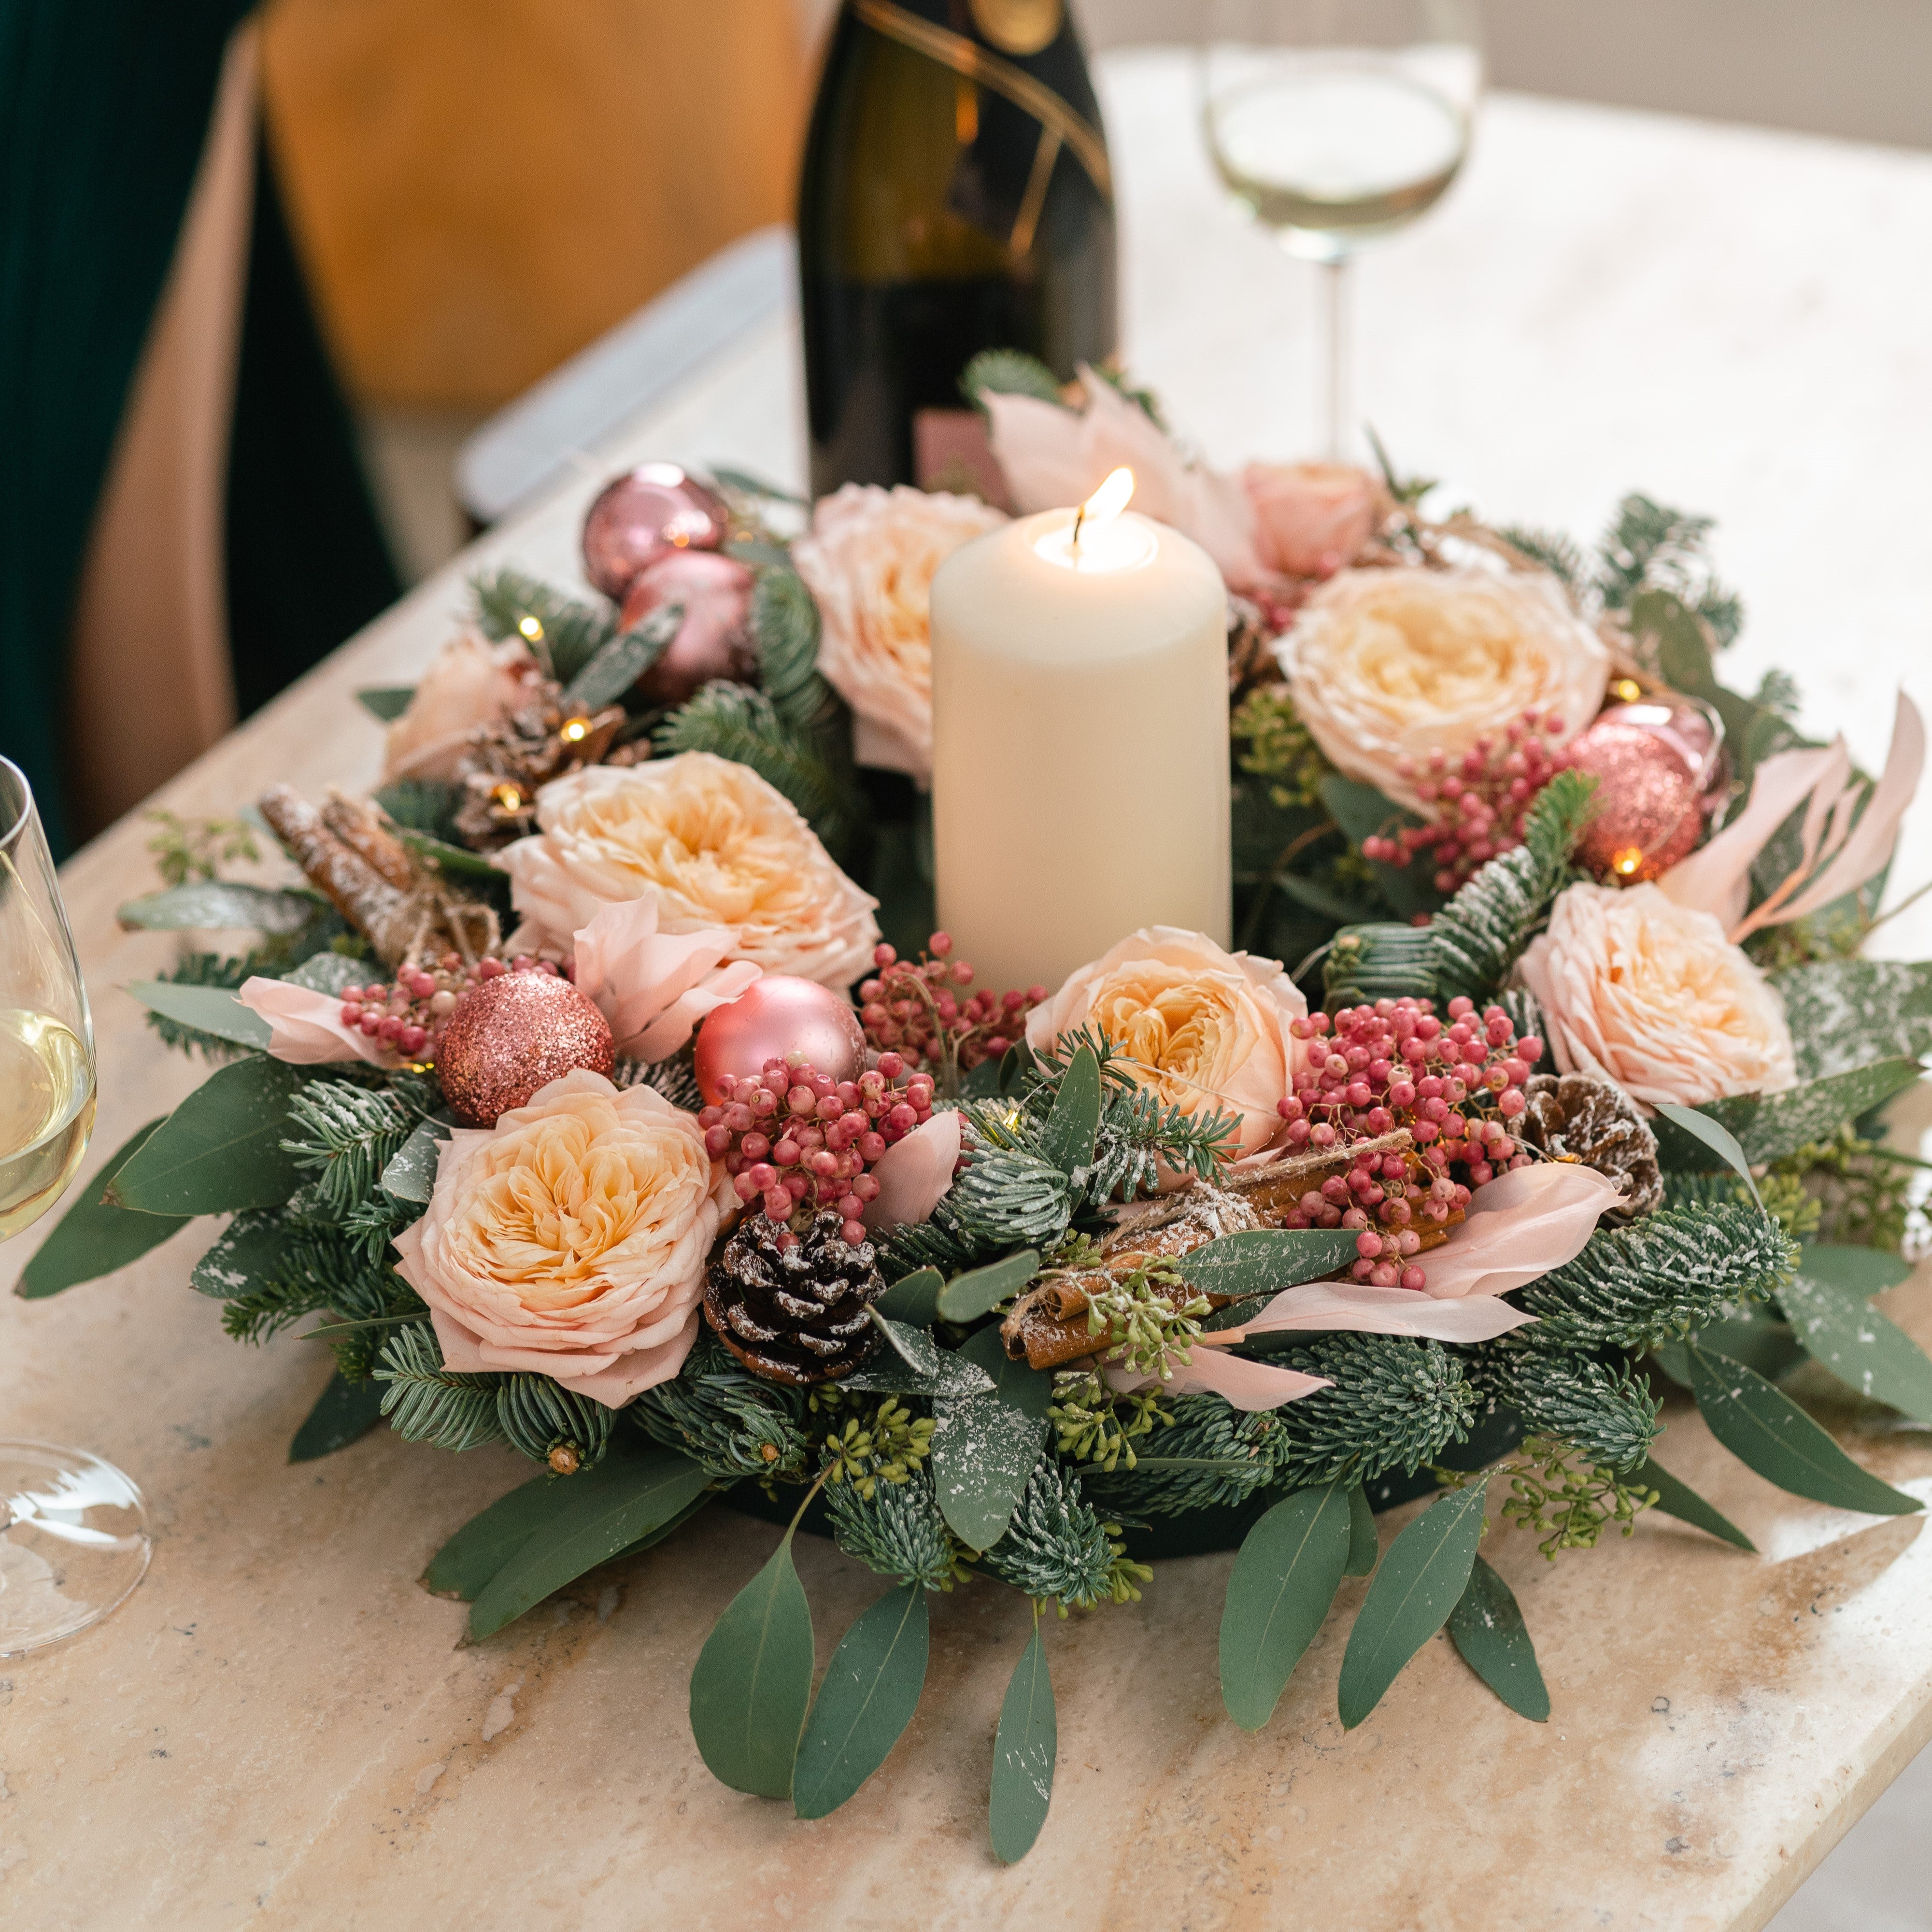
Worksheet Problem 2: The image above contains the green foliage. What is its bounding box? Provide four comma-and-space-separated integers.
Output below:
142, 808, 261, 887
1048, 1370, 1170, 1474
961, 346, 1065, 410
1489, 1434, 1660, 1556
820, 1396, 937, 1499
496, 1374, 615, 1469
1596, 493, 1743, 648
792, 1584, 930, 1819
1084, 1392, 1295, 1515
1511, 1202, 1799, 1354
982, 1461, 1148, 1614
1472, 1347, 1661, 1473
1218, 1481, 1351, 1732
945, 1142, 1076, 1250
143, 927, 356, 1058
1447, 1555, 1549, 1721
471, 566, 612, 683
990, 1618, 1056, 1864
753, 568, 841, 734
1243, 1333, 1475, 1490
280, 1075, 434, 1215
826, 1464, 966, 1589
1495, 524, 1586, 592
1231, 686, 1330, 810
654, 681, 856, 862
1428, 769, 1597, 1001
373, 1322, 507, 1452
369, 776, 462, 841
632, 1330, 810, 1481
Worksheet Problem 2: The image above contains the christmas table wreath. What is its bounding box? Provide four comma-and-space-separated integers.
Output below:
24, 355, 1932, 1864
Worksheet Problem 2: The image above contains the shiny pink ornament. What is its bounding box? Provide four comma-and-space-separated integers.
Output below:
1567, 697, 1727, 883
581, 462, 729, 599
694, 976, 867, 1106
618, 549, 757, 705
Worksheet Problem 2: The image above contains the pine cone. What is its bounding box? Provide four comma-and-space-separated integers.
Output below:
451, 693, 631, 849
705, 1211, 887, 1385
1517, 1073, 1663, 1222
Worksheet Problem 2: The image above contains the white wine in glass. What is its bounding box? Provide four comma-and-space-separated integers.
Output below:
1, 755, 152, 1656
1201, 0, 1483, 459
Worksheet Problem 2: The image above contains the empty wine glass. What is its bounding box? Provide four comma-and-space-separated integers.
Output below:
1, 755, 151, 1655
1200, 0, 1484, 460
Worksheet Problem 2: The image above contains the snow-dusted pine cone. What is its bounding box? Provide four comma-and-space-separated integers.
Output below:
1517, 1073, 1663, 1222
704, 1210, 887, 1385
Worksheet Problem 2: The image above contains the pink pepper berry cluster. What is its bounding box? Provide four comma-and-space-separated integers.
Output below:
859, 933, 1047, 1080
338, 952, 548, 1062
700, 1053, 939, 1249
1361, 711, 1572, 895
1274, 995, 1543, 1290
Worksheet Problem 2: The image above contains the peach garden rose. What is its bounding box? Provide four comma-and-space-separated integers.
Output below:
381, 629, 540, 784
1024, 926, 1308, 1170
393, 1069, 731, 1406
792, 483, 1008, 781
1516, 881, 1798, 1108
495, 753, 881, 990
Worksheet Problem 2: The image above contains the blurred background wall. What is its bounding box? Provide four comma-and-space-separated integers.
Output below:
253, 0, 1932, 581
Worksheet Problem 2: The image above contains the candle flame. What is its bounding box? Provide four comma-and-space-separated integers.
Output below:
1081, 467, 1135, 526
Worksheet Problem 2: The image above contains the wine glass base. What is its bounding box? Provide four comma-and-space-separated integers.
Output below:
0, 1441, 151, 1658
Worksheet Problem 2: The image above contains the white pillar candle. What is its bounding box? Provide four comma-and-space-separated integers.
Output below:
929, 472, 1230, 995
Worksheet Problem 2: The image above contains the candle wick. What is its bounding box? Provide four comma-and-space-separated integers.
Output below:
1071, 505, 1086, 551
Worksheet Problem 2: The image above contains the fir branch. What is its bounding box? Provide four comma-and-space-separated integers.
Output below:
1428, 769, 1597, 1001
470, 567, 613, 684
1494, 526, 1587, 593
374, 1323, 507, 1453
1082, 1392, 1286, 1514
961, 347, 1065, 411
280, 1077, 432, 1215
1511, 1201, 1798, 1354
653, 682, 855, 860
825, 1465, 966, 1590
1472, 1350, 1661, 1473
982, 1462, 1149, 1612
945, 1141, 1075, 1250
495, 1375, 615, 1469
752, 568, 841, 736
1243, 1333, 1475, 1489
632, 1329, 811, 1480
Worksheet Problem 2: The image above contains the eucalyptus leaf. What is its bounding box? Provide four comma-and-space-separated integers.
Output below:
392, 825, 506, 881
110, 1055, 304, 1215
1781, 1250, 1932, 1422
935, 1249, 1039, 1323
1344, 1482, 1378, 1577
371, 778, 462, 839
125, 980, 274, 1052
1446, 1555, 1548, 1722
1651, 1102, 1762, 1210
1661, 1061, 1921, 1170
689, 1524, 815, 1799
872, 1267, 942, 1324
1634, 1458, 1756, 1552
425, 1465, 621, 1601
14, 1121, 185, 1299
289, 1373, 387, 1462
381, 1117, 453, 1205
792, 1584, 930, 1819
1772, 959, 1932, 1082
562, 603, 681, 711
846, 1313, 995, 1397
1336, 1477, 1489, 1730
931, 1325, 1051, 1551
116, 880, 321, 935
284, 952, 366, 997
1038, 1044, 1101, 1177
1220, 1481, 1351, 1731
1685, 1342, 1921, 1516
190, 1207, 296, 1299
989, 1620, 1056, 1864
355, 684, 416, 721
1174, 1228, 1361, 1300
468, 1448, 713, 1637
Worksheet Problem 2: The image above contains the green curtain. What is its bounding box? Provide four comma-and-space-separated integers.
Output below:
0, 2, 399, 858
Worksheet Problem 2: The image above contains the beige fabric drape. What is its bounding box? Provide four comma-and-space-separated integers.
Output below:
63, 26, 260, 842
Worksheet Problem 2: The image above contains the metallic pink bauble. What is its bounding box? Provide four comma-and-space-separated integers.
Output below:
1567, 698, 1726, 883
436, 969, 615, 1126
581, 463, 730, 600
693, 976, 866, 1106
618, 549, 757, 705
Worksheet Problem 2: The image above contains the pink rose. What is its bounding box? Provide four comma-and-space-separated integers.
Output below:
792, 484, 1008, 782
1023, 925, 1307, 1171
1242, 462, 1383, 578
1403, 1162, 1624, 1299
393, 1069, 730, 1407
571, 896, 761, 1062
238, 976, 402, 1069
861, 1108, 963, 1235
1517, 881, 1798, 1108
381, 629, 540, 783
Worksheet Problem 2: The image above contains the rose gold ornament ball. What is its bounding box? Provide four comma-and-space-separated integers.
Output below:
618, 549, 757, 705
436, 970, 616, 1126
693, 976, 867, 1106
580, 462, 730, 600
1566, 700, 1723, 884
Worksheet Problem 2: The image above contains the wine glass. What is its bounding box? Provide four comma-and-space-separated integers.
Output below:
1200, 0, 1484, 461
0, 755, 151, 1655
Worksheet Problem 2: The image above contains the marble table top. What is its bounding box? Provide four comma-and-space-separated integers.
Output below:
9, 54, 1932, 1931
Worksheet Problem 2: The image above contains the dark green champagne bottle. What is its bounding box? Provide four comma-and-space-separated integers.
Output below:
797, 0, 1118, 498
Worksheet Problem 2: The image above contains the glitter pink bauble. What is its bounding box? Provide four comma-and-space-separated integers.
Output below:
436, 970, 615, 1126
1567, 699, 1725, 883
581, 463, 729, 599
618, 549, 757, 705
693, 977, 866, 1106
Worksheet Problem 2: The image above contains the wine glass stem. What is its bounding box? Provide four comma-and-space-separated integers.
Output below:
1319, 256, 1351, 463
